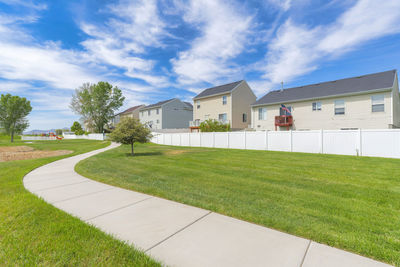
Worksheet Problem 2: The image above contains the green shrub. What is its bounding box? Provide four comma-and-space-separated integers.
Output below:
199, 119, 230, 132
75, 129, 85, 135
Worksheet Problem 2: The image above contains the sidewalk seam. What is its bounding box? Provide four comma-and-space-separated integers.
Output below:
145, 211, 212, 252
51, 187, 114, 204
32, 180, 91, 192
300, 240, 312, 267
84, 196, 153, 221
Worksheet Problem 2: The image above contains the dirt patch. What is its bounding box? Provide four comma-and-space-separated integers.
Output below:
0, 146, 72, 162
163, 150, 188, 155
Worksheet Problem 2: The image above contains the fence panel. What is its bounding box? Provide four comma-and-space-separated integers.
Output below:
214, 132, 229, 148
292, 131, 321, 153
323, 130, 358, 155
171, 134, 181, 146
246, 132, 267, 150
229, 132, 246, 149
201, 133, 214, 147
362, 130, 400, 158
268, 131, 291, 151
181, 133, 190, 146
190, 133, 201, 147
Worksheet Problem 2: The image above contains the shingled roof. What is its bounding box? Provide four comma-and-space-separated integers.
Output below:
116, 105, 144, 116
194, 80, 243, 99
140, 98, 176, 110
253, 70, 397, 106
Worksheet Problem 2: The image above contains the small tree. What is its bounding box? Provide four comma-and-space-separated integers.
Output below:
199, 119, 230, 132
70, 82, 125, 133
71, 121, 83, 135
0, 94, 32, 142
110, 117, 152, 156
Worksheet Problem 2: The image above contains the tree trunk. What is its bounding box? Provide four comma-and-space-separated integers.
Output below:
131, 142, 134, 156
11, 131, 14, 143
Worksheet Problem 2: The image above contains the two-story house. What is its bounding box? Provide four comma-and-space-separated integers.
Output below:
251, 70, 400, 131
192, 80, 257, 130
139, 98, 193, 129
112, 105, 145, 127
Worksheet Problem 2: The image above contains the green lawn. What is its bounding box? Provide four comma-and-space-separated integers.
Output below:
0, 136, 159, 266
76, 143, 400, 266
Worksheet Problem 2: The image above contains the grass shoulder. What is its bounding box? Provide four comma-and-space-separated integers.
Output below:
76, 143, 400, 266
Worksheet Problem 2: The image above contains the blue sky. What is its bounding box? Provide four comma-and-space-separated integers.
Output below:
1, 0, 400, 130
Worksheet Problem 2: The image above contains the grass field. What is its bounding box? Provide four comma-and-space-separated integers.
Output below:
0, 136, 159, 266
76, 143, 400, 266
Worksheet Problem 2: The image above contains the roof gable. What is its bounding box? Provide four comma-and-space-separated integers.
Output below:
141, 98, 177, 110
253, 70, 396, 106
116, 105, 144, 116
194, 80, 243, 99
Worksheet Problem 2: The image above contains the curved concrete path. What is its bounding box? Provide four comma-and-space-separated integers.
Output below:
24, 143, 391, 267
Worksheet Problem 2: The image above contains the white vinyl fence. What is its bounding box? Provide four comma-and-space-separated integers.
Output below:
63, 133, 106, 140
151, 129, 400, 159
21, 136, 57, 141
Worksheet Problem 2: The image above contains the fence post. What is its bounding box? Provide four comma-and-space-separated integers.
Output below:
265, 130, 268, 150
189, 132, 191, 147
320, 129, 324, 154
358, 128, 362, 156
179, 133, 182, 146
199, 132, 202, 147
244, 131, 247, 149
227, 132, 230, 148
290, 130, 293, 152
213, 132, 215, 148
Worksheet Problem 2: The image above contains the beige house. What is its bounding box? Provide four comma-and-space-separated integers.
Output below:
192, 80, 256, 130
112, 105, 145, 127
252, 70, 400, 131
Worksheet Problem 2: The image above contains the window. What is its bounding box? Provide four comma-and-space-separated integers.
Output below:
280, 106, 292, 116
156, 119, 159, 124
258, 108, 267, 120
156, 108, 159, 115
242, 113, 247, 123
334, 100, 345, 115
372, 94, 384, 112
196, 100, 200, 109
218, 113, 227, 123
148, 110, 151, 115
312, 102, 321, 111
222, 95, 227, 105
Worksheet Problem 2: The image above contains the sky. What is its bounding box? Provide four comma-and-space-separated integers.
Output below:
1, 0, 400, 130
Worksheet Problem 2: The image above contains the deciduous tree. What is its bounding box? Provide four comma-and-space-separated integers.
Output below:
70, 82, 124, 133
110, 117, 152, 156
0, 94, 32, 142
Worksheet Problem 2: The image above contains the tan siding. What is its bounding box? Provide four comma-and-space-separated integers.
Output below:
193, 94, 232, 122
231, 82, 257, 129
252, 91, 393, 130
392, 75, 400, 127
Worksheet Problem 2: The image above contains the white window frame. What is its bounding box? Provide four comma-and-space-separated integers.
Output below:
334, 100, 345, 115
148, 110, 151, 116
196, 100, 200, 109
312, 102, 322, 111
222, 95, 227, 105
156, 108, 159, 115
218, 113, 227, 123
242, 113, 247, 123
371, 94, 384, 112
258, 108, 267, 120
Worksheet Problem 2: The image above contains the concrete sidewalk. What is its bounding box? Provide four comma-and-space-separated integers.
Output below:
23, 143, 391, 267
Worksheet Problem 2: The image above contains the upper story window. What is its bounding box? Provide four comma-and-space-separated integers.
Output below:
156, 108, 159, 115
334, 100, 345, 115
258, 108, 267, 120
148, 110, 151, 116
196, 100, 200, 109
372, 94, 384, 112
280, 105, 292, 116
312, 102, 321, 111
222, 95, 227, 105
242, 113, 247, 123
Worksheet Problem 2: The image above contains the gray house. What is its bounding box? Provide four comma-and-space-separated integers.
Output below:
139, 98, 193, 129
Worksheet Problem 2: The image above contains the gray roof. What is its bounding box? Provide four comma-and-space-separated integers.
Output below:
184, 102, 193, 108
141, 98, 176, 110
194, 80, 243, 99
253, 70, 396, 106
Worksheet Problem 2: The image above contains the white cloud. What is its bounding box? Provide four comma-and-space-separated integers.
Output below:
258, 0, 400, 89
265, 0, 292, 11
171, 0, 253, 85
80, 0, 170, 87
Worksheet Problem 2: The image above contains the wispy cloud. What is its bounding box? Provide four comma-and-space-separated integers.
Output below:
171, 0, 253, 85
257, 0, 400, 90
